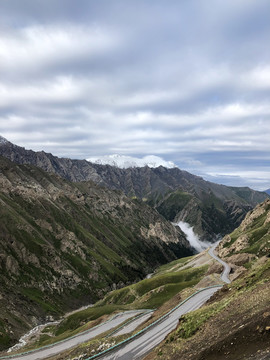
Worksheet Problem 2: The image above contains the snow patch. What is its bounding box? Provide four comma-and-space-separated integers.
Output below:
87, 154, 176, 169
0, 135, 9, 145
175, 221, 211, 253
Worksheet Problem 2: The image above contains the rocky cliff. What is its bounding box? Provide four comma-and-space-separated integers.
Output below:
218, 198, 270, 256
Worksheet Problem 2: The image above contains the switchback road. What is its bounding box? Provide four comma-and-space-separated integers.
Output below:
94, 242, 230, 359
0, 311, 150, 360
208, 242, 231, 284
97, 286, 222, 360
2, 243, 230, 360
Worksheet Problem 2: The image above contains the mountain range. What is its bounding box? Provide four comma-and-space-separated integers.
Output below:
0, 154, 192, 350
0, 136, 268, 241
0, 136, 269, 354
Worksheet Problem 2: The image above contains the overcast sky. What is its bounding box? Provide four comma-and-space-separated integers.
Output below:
0, 0, 270, 190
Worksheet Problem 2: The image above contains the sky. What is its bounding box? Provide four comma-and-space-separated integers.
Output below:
0, 0, 270, 191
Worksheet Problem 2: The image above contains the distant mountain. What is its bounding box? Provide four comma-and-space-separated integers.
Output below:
87, 154, 176, 169
264, 188, 270, 195
0, 155, 191, 349
0, 136, 268, 241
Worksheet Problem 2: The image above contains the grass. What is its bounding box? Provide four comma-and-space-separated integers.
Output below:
155, 256, 193, 275
20, 256, 208, 352
151, 257, 270, 359
233, 257, 270, 290
20, 304, 127, 351
167, 297, 232, 342
54, 305, 125, 336
21, 288, 61, 314
156, 190, 193, 221
223, 203, 270, 257
97, 263, 208, 310
0, 319, 12, 349
136, 267, 205, 297
223, 227, 242, 248
135, 279, 201, 309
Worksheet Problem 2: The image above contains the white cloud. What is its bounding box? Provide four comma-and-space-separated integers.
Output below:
0, 76, 83, 107
203, 169, 270, 191
0, 1, 270, 190
244, 65, 270, 89
0, 24, 121, 76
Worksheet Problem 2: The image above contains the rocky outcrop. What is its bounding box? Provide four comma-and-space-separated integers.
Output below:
240, 202, 267, 231
218, 234, 250, 257
218, 199, 270, 260
140, 221, 185, 244
226, 253, 256, 266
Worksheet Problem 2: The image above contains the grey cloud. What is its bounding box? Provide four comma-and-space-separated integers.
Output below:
0, 0, 270, 190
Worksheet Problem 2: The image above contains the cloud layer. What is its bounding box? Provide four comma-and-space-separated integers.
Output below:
0, 0, 270, 190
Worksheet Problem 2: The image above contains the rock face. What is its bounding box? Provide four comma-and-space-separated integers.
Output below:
0, 155, 191, 350
219, 234, 250, 257
218, 198, 270, 260
0, 137, 268, 241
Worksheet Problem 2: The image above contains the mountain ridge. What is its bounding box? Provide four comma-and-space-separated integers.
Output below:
0, 137, 268, 241
0, 155, 191, 350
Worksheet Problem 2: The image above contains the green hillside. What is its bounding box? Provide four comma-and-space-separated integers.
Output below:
219, 199, 270, 257
0, 156, 191, 350
146, 199, 270, 360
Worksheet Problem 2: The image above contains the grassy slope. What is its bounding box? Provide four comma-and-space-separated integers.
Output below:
96, 264, 208, 309
156, 191, 193, 221
222, 199, 270, 256
0, 156, 192, 350
145, 200, 270, 360
146, 258, 270, 360
46, 201, 270, 360
155, 189, 238, 241
154, 183, 269, 242
14, 255, 208, 352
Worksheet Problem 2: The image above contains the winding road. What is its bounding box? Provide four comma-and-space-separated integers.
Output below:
0, 311, 150, 360
208, 241, 231, 284
94, 242, 231, 360
1, 243, 230, 360
97, 286, 222, 360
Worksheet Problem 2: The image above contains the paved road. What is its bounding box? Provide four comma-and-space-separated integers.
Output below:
0, 311, 148, 360
208, 242, 231, 284
99, 287, 222, 360
97, 243, 230, 359
2, 242, 230, 360
111, 312, 153, 337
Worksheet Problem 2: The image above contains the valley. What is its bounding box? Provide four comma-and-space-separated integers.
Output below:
0, 137, 268, 241
0, 243, 226, 359
1, 1, 269, 359
0, 155, 191, 351
0, 139, 269, 359
0, 199, 268, 360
